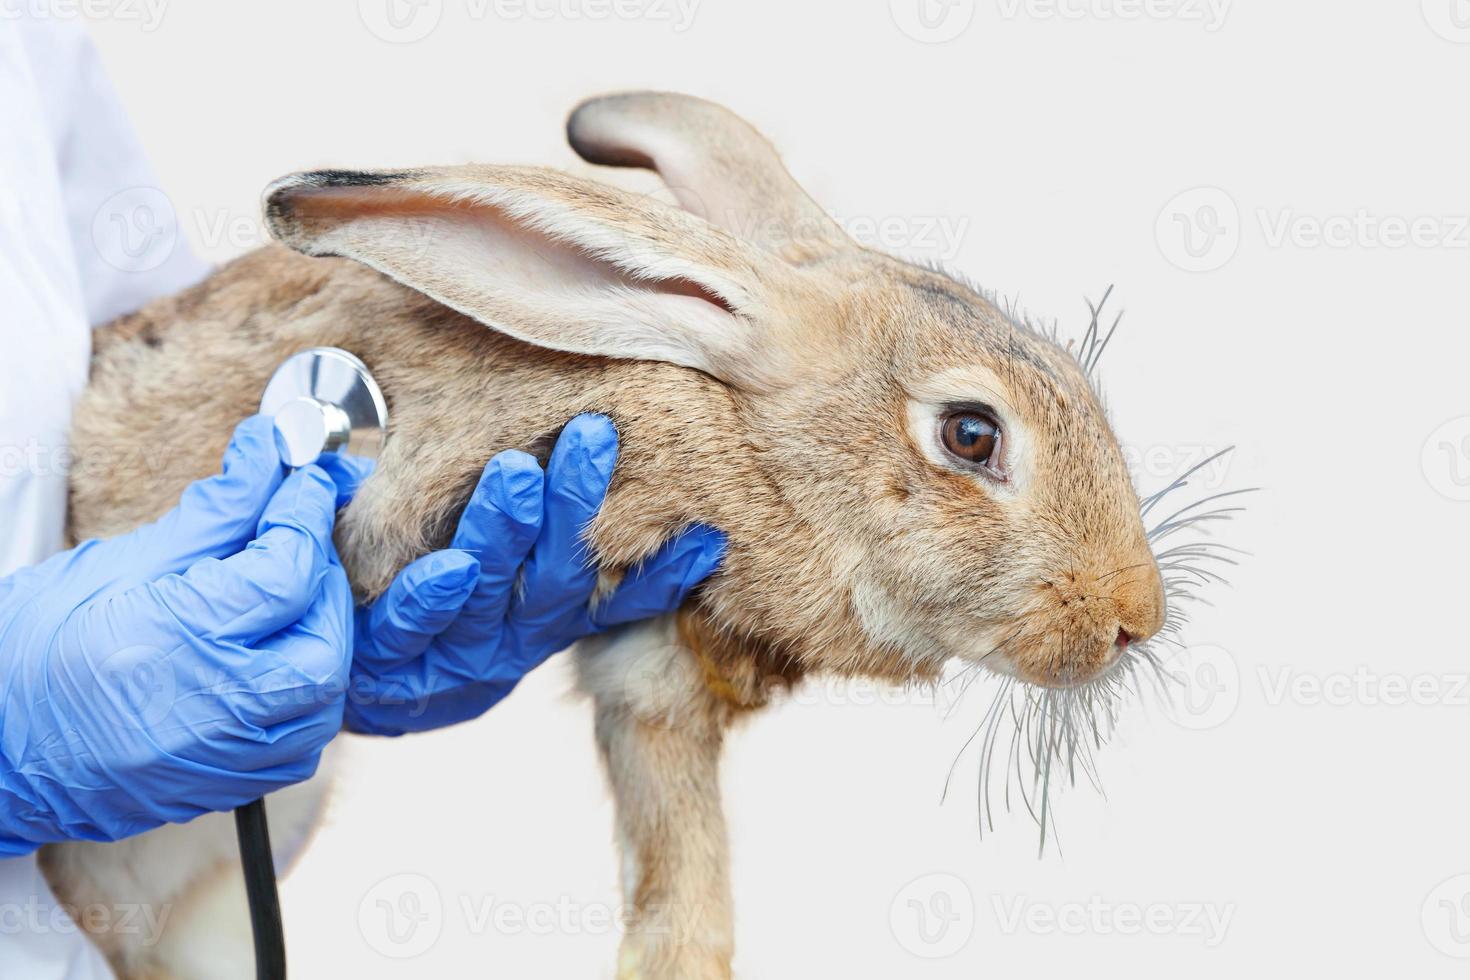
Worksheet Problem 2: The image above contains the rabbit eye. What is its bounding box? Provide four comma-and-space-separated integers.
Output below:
940, 410, 1004, 471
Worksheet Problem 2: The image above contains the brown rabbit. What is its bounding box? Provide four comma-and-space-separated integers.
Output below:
51, 91, 1180, 979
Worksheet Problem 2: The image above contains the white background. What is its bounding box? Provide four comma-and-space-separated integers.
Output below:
77, 0, 1470, 976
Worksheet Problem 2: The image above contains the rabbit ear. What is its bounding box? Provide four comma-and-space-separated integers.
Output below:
567, 92, 851, 262
264, 166, 818, 391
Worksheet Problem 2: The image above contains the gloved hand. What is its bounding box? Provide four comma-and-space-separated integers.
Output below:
342, 414, 725, 736
0, 416, 351, 855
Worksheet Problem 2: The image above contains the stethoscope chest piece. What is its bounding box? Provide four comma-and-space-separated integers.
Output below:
244, 345, 388, 980
259, 347, 389, 467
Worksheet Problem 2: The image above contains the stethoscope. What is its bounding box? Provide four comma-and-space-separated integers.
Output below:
244, 347, 389, 980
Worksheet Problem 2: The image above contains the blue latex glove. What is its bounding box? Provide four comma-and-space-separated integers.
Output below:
342, 414, 725, 736
0, 417, 351, 855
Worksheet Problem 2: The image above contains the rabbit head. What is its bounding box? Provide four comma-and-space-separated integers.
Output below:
262, 92, 1164, 692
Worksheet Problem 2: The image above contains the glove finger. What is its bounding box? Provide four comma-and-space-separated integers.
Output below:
497, 527, 722, 664
229, 575, 355, 758
259, 560, 355, 691
109, 416, 285, 582
75, 562, 351, 777
186, 752, 328, 806
430, 450, 545, 656
188, 697, 342, 775
61, 753, 325, 827
316, 453, 376, 509
345, 657, 517, 737
360, 677, 515, 735
145, 465, 340, 644
502, 608, 596, 679
343, 666, 442, 737
591, 526, 727, 629
210, 563, 353, 758
355, 549, 479, 673
315, 448, 546, 739
509, 415, 616, 626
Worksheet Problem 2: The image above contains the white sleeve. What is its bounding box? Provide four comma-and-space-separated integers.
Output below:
18, 19, 212, 326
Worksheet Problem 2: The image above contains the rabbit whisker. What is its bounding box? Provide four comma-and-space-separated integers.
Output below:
942, 382, 1247, 855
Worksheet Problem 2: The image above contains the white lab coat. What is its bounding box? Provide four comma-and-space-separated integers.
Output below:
0, 18, 209, 978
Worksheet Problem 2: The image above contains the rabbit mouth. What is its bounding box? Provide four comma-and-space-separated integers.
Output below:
1023, 625, 1144, 689
961, 583, 1160, 691
974, 635, 1131, 691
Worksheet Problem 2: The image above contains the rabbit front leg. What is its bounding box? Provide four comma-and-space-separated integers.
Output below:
577, 615, 737, 980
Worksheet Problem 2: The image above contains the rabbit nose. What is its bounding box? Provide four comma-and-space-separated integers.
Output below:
1112, 563, 1166, 646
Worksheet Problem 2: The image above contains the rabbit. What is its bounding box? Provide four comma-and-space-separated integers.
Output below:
50, 91, 1170, 980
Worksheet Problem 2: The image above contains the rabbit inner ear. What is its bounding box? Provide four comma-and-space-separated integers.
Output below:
567, 92, 851, 262
265, 168, 790, 390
